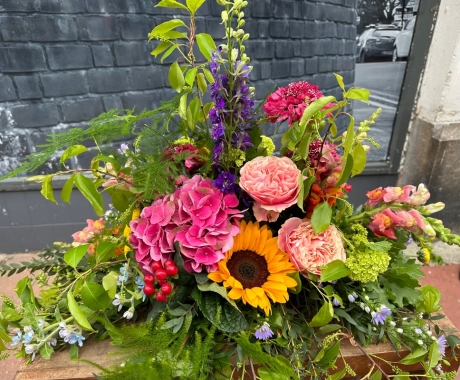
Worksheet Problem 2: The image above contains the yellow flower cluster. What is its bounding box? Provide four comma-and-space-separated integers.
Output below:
257, 135, 275, 156
123, 208, 141, 254
229, 148, 246, 167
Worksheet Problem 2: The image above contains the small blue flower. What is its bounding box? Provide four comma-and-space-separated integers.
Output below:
371, 305, 392, 326
22, 327, 35, 344
118, 143, 129, 155
348, 292, 358, 303
117, 263, 129, 285
332, 297, 341, 307
66, 332, 85, 347
11, 329, 22, 347
415, 328, 423, 335
254, 322, 274, 341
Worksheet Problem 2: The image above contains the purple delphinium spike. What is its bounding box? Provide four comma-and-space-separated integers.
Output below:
371, 305, 392, 326
213, 172, 238, 194
254, 322, 274, 341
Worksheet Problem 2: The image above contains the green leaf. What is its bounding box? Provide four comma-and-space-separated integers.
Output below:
163, 31, 188, 39
342, 114, 355, 157
258, 368, 285, 380
74, 174, 104, 216
151, 41, 171, 57
328, 368, 347, 380
393, 373, 410, 380
287, 271, 302, 294
64, 244, 89, 269
185, 67, 198, 86
320, 260, 350, 282
110, 191, 129, 213
186, 0, 206, 13
61, 174, 75, 204
186, 97, 201, 130
310, 301, 334, 327
102, 271, 119, 299
0, 329, 12, 343
334, 73, 345, 91
161, 45, 177, 63
299, 96, 336, 127
168, 61, 185, 93
421, 285, 441, 314
268, 308, 283, 328
317, 324, 342, 334
67, 291, 93, 331
196, 33, 216, 60
69, 344, 79, 360
39, 343, 54, 360
150, 19, 187, 38
428, 341, 441, 368
202, 68, 214, 83
196, 72, 207, 94
192, 288, 248, 333
197, 281, 238, 309
17, 276, 35, 305
345, 88, 370, 103
336, 154, 353, 187
370, 371, 382, 380
311, 202, 332, 235
156, 0, 189, 11
351, 143, 367, 177
81, 282, 112, 311
60, 145, 88, 164
399, 347, 428, 365
316, 340, 340, 367
96, 242, 116, 264
41, 175, 57, 204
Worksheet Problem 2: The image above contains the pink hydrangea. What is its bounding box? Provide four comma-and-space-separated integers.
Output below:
263, 81, 334, 126
278, 218, 346, 277
130, 175, 243, 274
239, 156, 301, 222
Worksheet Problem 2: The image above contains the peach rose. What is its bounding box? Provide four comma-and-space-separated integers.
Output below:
278, 218, 346, 276
239, 156, 301, 222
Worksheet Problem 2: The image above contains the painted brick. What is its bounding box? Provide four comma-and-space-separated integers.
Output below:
122, 91, 161, 111
0, 0, 38, 12
250, 0, 272, 18
273, 2, 295, 19
92, 45, 114, 67
88, 68, 130, 93
85, 0, 107, 13
39, 0, 86, 13
62, 98, 104, 122
141, 0, 188, 15
130, 66, 164, 91
258, 20, 269, 38
28, 16, 78, 42
206, 18, 225, 39
114, 42, 151, 66
290, 58, 305, 77
275, 41, 294, 58
300, 40, 316, 57
259, 61, 272, 80
107, 0, 142, 14
318, 56, 333, 73
103, 96, 123, 111
13, 75, 42, 99
0, 76, 17, 101
271, 60, 290, 79
77, 16, 119, 41
120, 16, 153, 40
0, 46, 47, 72
41, 72, 88, 97
269, 20, 289, 38
255, 79, 276, 101
246, 41, 274, 59
305, 57, 318, 75
47, 45, 93, 70
0, 17, 28, 41
11, 103, 60, 128
289, 21, 304, 39
294, 2, 317, 20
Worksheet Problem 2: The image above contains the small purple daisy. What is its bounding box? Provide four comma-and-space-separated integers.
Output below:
371, 305, 392, 326
437, 334, 447, 356
254, 322, 274, 341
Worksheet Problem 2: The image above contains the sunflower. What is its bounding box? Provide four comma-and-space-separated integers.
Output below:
208, 221, 298, 315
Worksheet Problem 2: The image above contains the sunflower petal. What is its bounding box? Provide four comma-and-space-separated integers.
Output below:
228, 287, 243, 300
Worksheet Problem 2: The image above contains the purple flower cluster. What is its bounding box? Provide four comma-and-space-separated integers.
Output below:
209, 50, 255, 166
213, 172, 238, 194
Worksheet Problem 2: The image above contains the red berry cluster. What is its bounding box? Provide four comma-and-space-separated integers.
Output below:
142, 260, 178, 302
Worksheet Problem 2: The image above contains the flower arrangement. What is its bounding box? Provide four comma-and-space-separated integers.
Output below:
1, 0, 460, 379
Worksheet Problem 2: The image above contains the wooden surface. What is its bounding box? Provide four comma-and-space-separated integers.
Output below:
15, 317, 460, 380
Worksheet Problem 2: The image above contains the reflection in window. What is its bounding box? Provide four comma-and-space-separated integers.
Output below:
353, 1, 419, 161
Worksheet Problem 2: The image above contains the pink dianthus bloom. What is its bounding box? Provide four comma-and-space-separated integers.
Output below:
263, 81, 333, 126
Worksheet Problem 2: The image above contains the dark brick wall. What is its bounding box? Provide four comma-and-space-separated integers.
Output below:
0, 0, 357, 177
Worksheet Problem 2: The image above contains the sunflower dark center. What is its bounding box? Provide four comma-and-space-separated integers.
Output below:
226, 250, 269, 288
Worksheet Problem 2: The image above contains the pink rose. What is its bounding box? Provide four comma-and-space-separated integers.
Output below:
239, 156, 301, 220
278, 218, 346, 276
